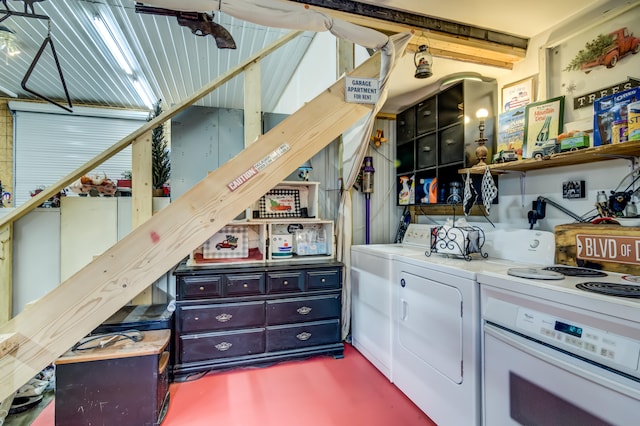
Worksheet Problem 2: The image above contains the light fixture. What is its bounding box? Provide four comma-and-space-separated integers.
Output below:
475, 108, 489, 166
92, 15, 133, 75
0, 25, 20, 64
298, 160, 313, 181
132, 78, 156, 110
414, 45, 433, 79
90, 8, 156, 109
439, 72, 483, 90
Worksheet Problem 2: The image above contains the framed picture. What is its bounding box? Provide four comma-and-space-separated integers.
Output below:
259, 189, 301, 218
522, 96, 565, 159
542, 3, 640, 125
502, 76, 535, 112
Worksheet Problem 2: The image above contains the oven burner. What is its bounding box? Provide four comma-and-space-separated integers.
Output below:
507, 268, 565, 280
576, 282, 640, 298
543, 266, 607, 277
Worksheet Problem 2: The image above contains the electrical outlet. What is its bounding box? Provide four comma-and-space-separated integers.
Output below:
562, 180, 585, 199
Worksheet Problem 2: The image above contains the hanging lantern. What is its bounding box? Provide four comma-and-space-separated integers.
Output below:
414, 44, 433, 79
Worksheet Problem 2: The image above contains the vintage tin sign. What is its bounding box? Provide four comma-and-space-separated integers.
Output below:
575, 233, 640, 265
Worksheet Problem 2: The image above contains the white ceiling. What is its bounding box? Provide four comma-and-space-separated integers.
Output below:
0, 0, 627, 113
376, 0, 634, 112
357, 0, 602, 37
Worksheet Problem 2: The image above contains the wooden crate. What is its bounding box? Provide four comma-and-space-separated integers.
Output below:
555, 223, 640, 275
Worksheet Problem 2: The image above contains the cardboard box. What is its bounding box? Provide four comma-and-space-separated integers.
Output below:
593, 87, 640, 146
629, 101, 640, 141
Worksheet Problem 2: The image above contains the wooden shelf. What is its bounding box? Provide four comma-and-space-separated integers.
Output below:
459, 141, 640, 175
410, 204, 487, 217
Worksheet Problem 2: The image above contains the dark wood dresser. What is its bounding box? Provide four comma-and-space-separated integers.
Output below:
172, 261, 344, 380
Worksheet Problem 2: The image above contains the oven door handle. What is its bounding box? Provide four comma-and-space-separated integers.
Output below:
484, 323, 640, 398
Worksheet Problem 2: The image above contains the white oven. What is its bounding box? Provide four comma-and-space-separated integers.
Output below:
480, 274, 640, 426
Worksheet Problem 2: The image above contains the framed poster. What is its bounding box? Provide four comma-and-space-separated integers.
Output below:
259, 189, 301, 218
502, 76, 535, 112
496, 107, 526, 160
522, 96, 565, 159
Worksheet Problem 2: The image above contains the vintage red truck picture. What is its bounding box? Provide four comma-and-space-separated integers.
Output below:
564, 27, 640, 73
216, 235, 239, 250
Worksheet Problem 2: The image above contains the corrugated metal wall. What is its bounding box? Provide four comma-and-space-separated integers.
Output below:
351, 118, 399, 245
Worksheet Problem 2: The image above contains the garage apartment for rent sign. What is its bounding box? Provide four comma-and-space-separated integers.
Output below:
345, 77, 379, 104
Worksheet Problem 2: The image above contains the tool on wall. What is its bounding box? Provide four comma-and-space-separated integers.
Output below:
2, 0, 44, 15
135, 3, 236, 49
527, 196, 587, 229
361, 156, 374, 244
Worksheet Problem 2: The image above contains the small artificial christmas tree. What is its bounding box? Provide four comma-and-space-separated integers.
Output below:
150, 100, 170, 193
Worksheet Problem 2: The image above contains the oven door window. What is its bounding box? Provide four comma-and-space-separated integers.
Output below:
483, 324, 640, 426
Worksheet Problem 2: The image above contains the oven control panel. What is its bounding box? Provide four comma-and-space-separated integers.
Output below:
515, 307, 640, 371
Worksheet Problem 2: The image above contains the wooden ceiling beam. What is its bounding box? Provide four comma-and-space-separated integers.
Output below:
289, 0, 527, 68
424, 46, 514, 70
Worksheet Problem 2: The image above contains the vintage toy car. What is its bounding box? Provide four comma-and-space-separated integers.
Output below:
531, 139, 559, 160
492, 149, 518, 163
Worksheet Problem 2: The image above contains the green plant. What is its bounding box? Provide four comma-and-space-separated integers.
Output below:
121, 170, 132, 180
149, 100, 170, 190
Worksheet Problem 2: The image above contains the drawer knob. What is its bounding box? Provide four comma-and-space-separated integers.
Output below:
283, 280, 289, 285
214, 342, 232, 351
243, 283, 248, 288
194, 317, 199, 321
296, 332, 312, 341
199, 286, 205, 291
297, 306, 312, 315
321, 278, 326, 283
215, 313, 233, 322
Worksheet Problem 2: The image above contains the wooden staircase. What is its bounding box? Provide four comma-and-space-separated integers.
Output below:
0, 34, 384, 401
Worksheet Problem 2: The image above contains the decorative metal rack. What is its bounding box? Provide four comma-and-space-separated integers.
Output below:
426, 201, 488, 261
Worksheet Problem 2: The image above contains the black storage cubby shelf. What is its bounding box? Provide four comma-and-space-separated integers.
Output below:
396, 80, 498, 207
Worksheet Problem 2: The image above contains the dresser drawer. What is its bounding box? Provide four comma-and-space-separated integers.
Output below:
307, 269, 341, 290
225, 273, 265, 296
266, 294, 341, 325
180, 275, 223, 299
179, 328, 265, 363
267, 271, 303, 293
266, 320, 340, 352
178, 301, 265, 333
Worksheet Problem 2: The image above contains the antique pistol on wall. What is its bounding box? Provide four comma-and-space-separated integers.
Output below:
135, 2, 236, 49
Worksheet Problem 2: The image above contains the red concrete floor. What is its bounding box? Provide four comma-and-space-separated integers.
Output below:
33, 344, 435, 426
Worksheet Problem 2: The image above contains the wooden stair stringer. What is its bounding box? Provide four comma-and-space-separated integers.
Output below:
0, 52, 381, 401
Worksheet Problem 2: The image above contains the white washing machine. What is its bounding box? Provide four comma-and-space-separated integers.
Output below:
350, 224, 433, 381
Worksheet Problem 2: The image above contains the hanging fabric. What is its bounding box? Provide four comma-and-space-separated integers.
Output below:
481, 166, 498, 214
463, 170, 477, 216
